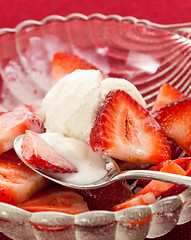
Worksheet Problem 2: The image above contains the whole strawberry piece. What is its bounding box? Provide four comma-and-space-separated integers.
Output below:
52, 52, 97, 85
153, 99, 191, 156
79, 180, 132, 211
90, 90, 171, 164
21, 130, 78, 174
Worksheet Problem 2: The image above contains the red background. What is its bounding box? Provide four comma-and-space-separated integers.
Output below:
0, 0, 191, 239
1, 0, 191, 28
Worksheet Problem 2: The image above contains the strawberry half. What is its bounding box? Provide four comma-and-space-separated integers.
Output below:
0, 150, 50, 205
52, 52, 97, 85
79, 180, 132, 211
90, 90, 171, 164
0, 110, 45, 155
19, 185, 89, 214
152, 83, 185, 111
21, 130, 77, 174
153, 99, 191, 156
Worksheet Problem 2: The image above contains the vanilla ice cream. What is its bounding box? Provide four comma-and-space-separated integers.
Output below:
101, 77, 147, 108
42, 70, 104, 142
41, 69, 146, 143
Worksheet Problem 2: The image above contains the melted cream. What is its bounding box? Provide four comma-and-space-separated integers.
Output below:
40, 132, 107, 185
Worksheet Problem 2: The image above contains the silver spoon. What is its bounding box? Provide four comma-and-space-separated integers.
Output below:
14, 135, 191, 190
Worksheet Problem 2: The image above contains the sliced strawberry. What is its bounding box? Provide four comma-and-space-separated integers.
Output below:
152, 84, 186, 159
0, 110, 45, 155
161, 184, 187, 198
113, 192, 156, 211
113, 161, 186, 211
0, 149, 50, 205
19, 185, 89, 214
136, 157, 191, 188
153, 99, 191, 156
79, 180, 132, 211
21, 130, 77, 174
52, 52, 97, 85
133, 161, 185, 198
186, 160, 191, 176
161, 158, 191, 198
152, 83, 185, 111
90, 90, 171, 164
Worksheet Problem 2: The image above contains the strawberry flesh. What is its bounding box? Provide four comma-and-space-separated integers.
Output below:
136, 157, 191, 188
113, 192, 156, 211
152, 83, 185, 111
0, 110, 45, 155
21, 130, 78, 174
114, 160, 186, 211
19, 185, 89, 214
153, 99, 191, 156
90, 90, 171, 164
0, 149, 50, 205
52, 52, 97, 85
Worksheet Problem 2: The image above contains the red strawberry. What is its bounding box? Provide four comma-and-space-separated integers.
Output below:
0, 110, 45, 155
152, 84, 185, 158
52, 52, 97, 85
153, 99, 191, 156
90, 90, 171, 164
19, 185, 89, 214
167, 137, 184, 160
152, 83, 185, 111
161, 157, 191, 198
113, 192, 156, 211
161, 184, 187, 198
132, 161, 186, 198
78, 180, 132, 211
21, 130, 77, 174
0, 149, 50, 205
136, 157, 191, 188
113, 161, 186, 211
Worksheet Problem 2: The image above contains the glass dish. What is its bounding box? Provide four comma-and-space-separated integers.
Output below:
0, 13, 190, 240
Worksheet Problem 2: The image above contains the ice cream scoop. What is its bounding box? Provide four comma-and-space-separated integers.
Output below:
41, 70, 146, 143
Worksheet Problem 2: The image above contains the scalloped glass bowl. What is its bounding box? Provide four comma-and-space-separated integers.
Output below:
0, 14, 191, 240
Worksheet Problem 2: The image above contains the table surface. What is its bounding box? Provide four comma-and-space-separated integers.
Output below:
0, 0, 191, 239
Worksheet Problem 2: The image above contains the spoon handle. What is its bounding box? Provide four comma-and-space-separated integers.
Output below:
112, 170, 191, 188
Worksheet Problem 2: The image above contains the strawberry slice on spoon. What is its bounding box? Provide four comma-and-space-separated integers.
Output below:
21, 130, 78, 174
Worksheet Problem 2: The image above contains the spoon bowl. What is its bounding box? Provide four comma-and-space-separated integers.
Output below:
14, 135, 191, 189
